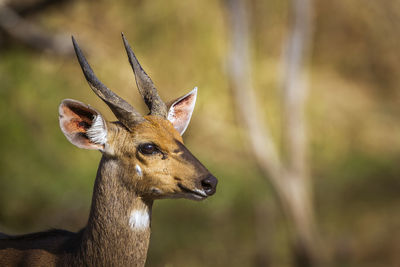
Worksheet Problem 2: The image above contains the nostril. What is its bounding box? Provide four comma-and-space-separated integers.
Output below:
201, 179, 212, 190
201, 175, 218, 196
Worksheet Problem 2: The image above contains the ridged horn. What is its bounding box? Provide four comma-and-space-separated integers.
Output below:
72, 36, 145, 129
121, 33, 168, 117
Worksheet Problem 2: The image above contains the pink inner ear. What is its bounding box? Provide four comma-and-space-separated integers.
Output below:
171, 93, 194, 119
167, 88, 197, 135
60, 105, 92, 133
59, 100, 103, 150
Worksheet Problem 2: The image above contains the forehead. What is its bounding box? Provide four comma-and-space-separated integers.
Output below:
131, 115, 183, 144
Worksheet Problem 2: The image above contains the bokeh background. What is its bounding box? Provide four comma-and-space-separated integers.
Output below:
1, 0, 400, 266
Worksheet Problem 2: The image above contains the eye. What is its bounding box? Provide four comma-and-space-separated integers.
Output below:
138, 143, 159, 155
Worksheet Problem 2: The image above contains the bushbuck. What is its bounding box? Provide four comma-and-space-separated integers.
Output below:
0, 34, 218, 267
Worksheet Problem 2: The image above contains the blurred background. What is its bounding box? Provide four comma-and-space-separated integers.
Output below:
1, 0, 400, 266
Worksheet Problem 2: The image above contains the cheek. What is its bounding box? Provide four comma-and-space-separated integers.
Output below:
144, 157, 171, 174
153, 179, 179, 194
170, 161, 195, 178
146, 169, 179, 191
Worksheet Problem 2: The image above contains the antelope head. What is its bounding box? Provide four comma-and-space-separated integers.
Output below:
59, 34, 217, 201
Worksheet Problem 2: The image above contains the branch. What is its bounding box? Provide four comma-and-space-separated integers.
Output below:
281, 0, 313, 182
0, 2, 73, 55
226, 0, 283, 189
11, 0, 69, 17
226, 0, 325, 265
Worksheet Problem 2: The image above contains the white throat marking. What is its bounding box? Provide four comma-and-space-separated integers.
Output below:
129, 209, 150, 230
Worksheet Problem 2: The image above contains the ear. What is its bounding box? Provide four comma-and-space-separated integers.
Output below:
167, 87, 197, 135
59, 99, 107, 151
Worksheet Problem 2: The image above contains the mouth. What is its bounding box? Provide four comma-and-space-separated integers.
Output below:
178, 183, 208, 200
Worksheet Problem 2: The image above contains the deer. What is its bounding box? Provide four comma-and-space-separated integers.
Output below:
0, 33, 218, 267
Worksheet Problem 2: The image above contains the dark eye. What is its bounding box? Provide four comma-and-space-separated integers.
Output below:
138, 143, 159, 155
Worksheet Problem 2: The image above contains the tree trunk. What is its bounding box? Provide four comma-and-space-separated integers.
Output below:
226, 0, 326, 266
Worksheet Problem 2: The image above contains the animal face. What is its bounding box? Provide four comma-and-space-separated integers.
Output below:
105, 115, 217, 200
59, 86, 217, 202
59, 35, 217, 201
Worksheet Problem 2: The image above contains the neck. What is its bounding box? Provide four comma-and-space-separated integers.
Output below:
74, 156, 153, 267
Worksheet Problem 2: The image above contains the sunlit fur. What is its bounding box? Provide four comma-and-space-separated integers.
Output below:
105, 115, 209, 201
0, 113, 212, 267
0, 36, 216, 266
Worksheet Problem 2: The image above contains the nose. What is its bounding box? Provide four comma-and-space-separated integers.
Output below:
201, 175, 218, 196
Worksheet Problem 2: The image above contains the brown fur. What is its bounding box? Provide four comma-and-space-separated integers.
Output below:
0, 115, 215, 266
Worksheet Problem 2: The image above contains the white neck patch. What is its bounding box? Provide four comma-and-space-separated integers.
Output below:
129, 209, 150, 231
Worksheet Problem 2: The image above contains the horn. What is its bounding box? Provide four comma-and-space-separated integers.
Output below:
72, 36, 145, 128
121, 33, 168, 117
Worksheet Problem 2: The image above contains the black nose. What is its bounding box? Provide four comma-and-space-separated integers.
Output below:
201, 175, 218, 196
